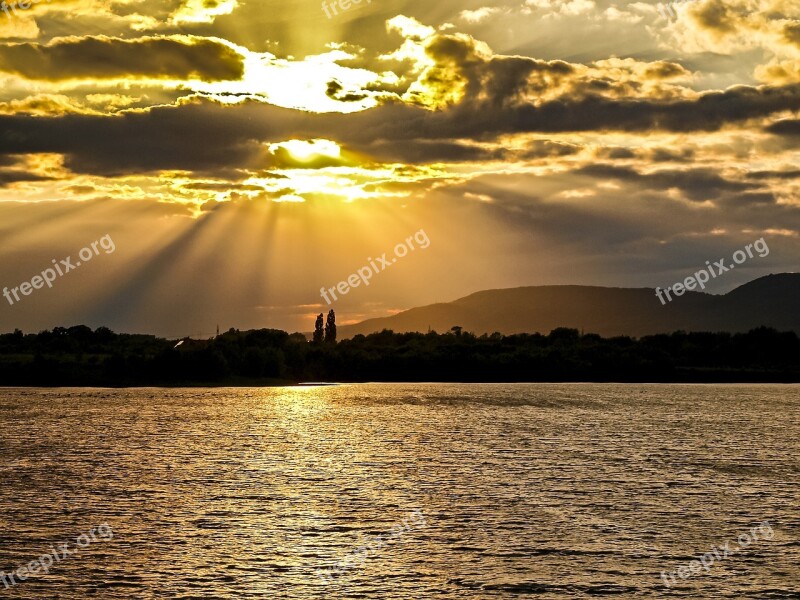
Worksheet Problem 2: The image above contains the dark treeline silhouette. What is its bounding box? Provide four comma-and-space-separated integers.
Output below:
1, 324, 800, 386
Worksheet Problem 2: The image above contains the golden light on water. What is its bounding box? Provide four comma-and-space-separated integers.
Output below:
4, 385, 798, 596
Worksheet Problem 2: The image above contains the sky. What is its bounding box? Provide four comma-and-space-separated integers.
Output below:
0, 0, 799, 336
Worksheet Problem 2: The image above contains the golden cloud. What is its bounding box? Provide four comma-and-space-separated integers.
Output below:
0, 35, 245, 81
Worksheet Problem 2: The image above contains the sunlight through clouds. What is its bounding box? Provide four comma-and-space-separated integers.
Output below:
188, 47, 382, 112
171, 0, 240, 24
1, 0, 800, 333
271, 140, 342, 162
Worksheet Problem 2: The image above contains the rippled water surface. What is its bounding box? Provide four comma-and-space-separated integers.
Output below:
0, 384, 798, 598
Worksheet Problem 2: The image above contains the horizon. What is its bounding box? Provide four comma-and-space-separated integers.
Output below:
0, 269, 796, 338
4, 270, 798, 338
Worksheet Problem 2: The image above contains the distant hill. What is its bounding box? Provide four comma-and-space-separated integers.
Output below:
339, 273, 800, 338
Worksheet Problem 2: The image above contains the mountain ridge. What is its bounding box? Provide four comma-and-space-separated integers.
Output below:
339, 273, 799, 338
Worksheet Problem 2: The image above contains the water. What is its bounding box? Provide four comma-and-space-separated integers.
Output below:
0, 384, 798, 598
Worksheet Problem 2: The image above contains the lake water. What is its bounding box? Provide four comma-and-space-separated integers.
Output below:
0, 384, 797, 598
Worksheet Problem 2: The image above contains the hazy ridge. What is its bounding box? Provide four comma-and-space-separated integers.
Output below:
340, 273, 800, 338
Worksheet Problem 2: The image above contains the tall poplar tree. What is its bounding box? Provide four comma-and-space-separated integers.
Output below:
325, 310, 337, 344
313, 313, 324, 344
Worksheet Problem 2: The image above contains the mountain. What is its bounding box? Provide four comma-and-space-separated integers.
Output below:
339, 273, 800, 338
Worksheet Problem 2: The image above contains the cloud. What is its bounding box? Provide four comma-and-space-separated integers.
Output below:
0, 80, 796, 183
521, 140, 581, 159
170, 0, 239, 24
0, 11, 39, 39
603, 6, 644, 23
576, 164, 756, 202
0, 93, 99, 115
363, 139, 508, 163
459, 7, 506, 23
766, 119, 800, 137
0, 99, 270, 176
267, 139, 354, 169
0, 16, 794, 212
661, 0, 800, 62
356, 17, 798, 138
0, 35, 245, 81
746, 168, 800, 180
525, 0, 596, 17
0, 168, 53, 187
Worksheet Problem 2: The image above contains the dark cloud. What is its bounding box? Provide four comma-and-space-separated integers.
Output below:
643, 61, 691, 79
745, 169, 800, 180
336, 84, 800, 147
649, 148, 695, 162
199, 199, 228, 212
0, 154, 53, 188
520, 140, 581, 159
0, 168, 54, 187
0, 23, 797, 183
430, 84, 800, 136
326, 80, 369, 103
576, 164, 755, 201
181, 182, 267, 191
724, 191, 777, 206
595, 147, 636, 160
0, 100, 276, 177
65, 184, 97, 194
594, 146, 694, 162
356, 27, 800, 136
0, 20, 797, 183
364, 139, 508, 163
783, 22, 800, 48
766, 119, 800, 136
0, 84, 796, 181
0, 36, 245, 81
692, 0, 739, 35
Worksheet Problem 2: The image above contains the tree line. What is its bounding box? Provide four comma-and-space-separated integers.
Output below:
1, 321, 800, 385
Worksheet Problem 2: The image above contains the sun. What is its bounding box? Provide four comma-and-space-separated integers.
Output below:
271, 139, 342, 162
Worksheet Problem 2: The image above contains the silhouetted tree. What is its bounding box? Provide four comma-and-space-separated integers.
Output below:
313, 313, 325, 344
325, 310, 337, 344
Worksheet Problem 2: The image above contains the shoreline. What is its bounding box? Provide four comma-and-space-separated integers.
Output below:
4, 377, 800, 389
